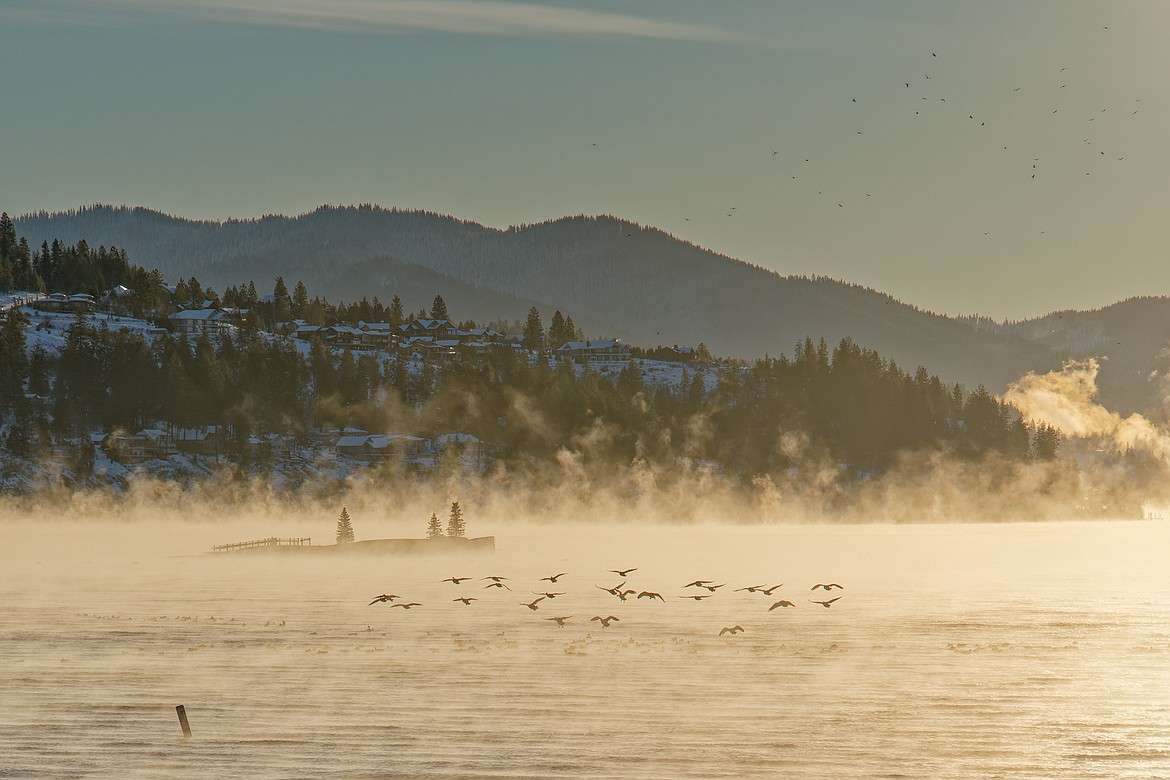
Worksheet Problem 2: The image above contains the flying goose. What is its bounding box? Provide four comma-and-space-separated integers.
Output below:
368, 594, 400, 605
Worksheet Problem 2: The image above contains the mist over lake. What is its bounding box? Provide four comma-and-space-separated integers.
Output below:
4, 516, 1169, 779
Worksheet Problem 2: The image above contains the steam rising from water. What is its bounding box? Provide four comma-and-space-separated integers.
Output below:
3, 518, 1170, 778
1005, 359, 1170, 459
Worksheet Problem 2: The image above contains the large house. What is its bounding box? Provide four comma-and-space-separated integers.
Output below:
170, 308, 233, 338
335, 432, 431, 462
553, 339, 631, 365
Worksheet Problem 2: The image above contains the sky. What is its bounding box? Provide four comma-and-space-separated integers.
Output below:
2, 0, 1168, 321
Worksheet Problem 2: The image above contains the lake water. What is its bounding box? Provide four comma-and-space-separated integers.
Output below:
2, 518, 1169, 778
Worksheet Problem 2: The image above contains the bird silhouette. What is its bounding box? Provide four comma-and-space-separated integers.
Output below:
685, 580, 715, 588
453, 597, 477, 605
611, 568, 638, 577
389, 602, 422, 609
532, 591, 565, 599
540, 573, 567, 583
368, 594, 400, 605
483, 582, 511, 590
441, 577, 470, 584
482, 576, 509, 582
812, 583, 844, 591
521, 597, 546, 611
590, 615, 620, 628
759, 585, 784, 595
810, 597, 842, 608
637, 591, 666, 602
719, 625, 745, 636
769, 600, 796, 610
597, 581, 626, 596
735, 584, 766, 592
680, 594, 713, 601
700, 583, 726, 593
545, 616, 572, 627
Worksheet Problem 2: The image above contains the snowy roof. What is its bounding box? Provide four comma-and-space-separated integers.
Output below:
358, 321, 394, 332
335, 434, 370, 448
112, 285, 132, 297
556, 339, 625, 351
171, 309, 228, 321
435, 433, 481, 445
327, 325, 364, 336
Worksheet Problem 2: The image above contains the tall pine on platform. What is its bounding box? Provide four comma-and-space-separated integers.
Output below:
446, 502, 465, 538
336, 507, 355, 544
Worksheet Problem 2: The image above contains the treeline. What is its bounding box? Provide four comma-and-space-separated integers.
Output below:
0, 306, 1062, 477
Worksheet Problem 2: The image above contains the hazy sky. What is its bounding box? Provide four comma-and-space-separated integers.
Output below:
2, 1, 1167, 320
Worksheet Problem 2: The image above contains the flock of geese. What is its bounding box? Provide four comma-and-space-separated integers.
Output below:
369, 568, 846, 637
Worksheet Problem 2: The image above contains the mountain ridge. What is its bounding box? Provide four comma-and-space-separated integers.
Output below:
15, 203, 1166, 412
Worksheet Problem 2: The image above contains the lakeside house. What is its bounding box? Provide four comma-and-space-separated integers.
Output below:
553, 339, 631, 365
170, 308, 233, 338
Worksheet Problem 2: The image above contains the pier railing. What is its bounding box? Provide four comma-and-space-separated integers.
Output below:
211, 536, 312, 552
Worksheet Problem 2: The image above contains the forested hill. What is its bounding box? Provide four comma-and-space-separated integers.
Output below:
15, 204, 1058, 392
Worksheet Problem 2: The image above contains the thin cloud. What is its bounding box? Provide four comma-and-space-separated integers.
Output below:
31, 0, 729, 41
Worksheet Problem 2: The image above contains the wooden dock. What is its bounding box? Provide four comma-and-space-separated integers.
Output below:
211, 537, 312, 553
210, 535, 494, 555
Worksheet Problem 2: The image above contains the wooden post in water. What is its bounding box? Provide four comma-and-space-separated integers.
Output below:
176, 705, 192, 740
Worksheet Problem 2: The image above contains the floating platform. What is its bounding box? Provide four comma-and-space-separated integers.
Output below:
211, 535, 494, 555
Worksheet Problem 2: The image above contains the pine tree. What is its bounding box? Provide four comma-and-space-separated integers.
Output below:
522, 307, 544, 351
336, 506, 355, 544
273, 277, 291, 323
548, 310, 568, 350
446, 501, 466, 537
430, 294, 449, 321
389, 295, 405, 326
292, 281, 309, 318
426, 512, 443, 538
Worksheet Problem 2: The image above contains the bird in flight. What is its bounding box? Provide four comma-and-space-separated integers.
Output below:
597, 581, 626, 596
719, 625, 745, 636
812, 583, 844, 591
521, 597, 546, 611
368, 594, 400, 605
759, 585, 784, 595
442, 577, 470, 584
769, 600, 796, 610
483, 582, 511, 590
545, 616, 572, 627
735, 584, 767, 592
611, 568, 638, 577
453, 597, 477, 605
389, 602, 422, 609
482, 575, 509, 582
532, 591, 565, 600
680, 594, 713, 601
590, 615, 620, 628
684, 580, 715, 588
700, 583, 727, 593
540, 573, 567, 583
637, 591, 666, 602
810, 597, 842, 608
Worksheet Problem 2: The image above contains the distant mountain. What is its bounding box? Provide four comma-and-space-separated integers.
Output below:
996, 297, 1170, 414
9, 203, 1108, 403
